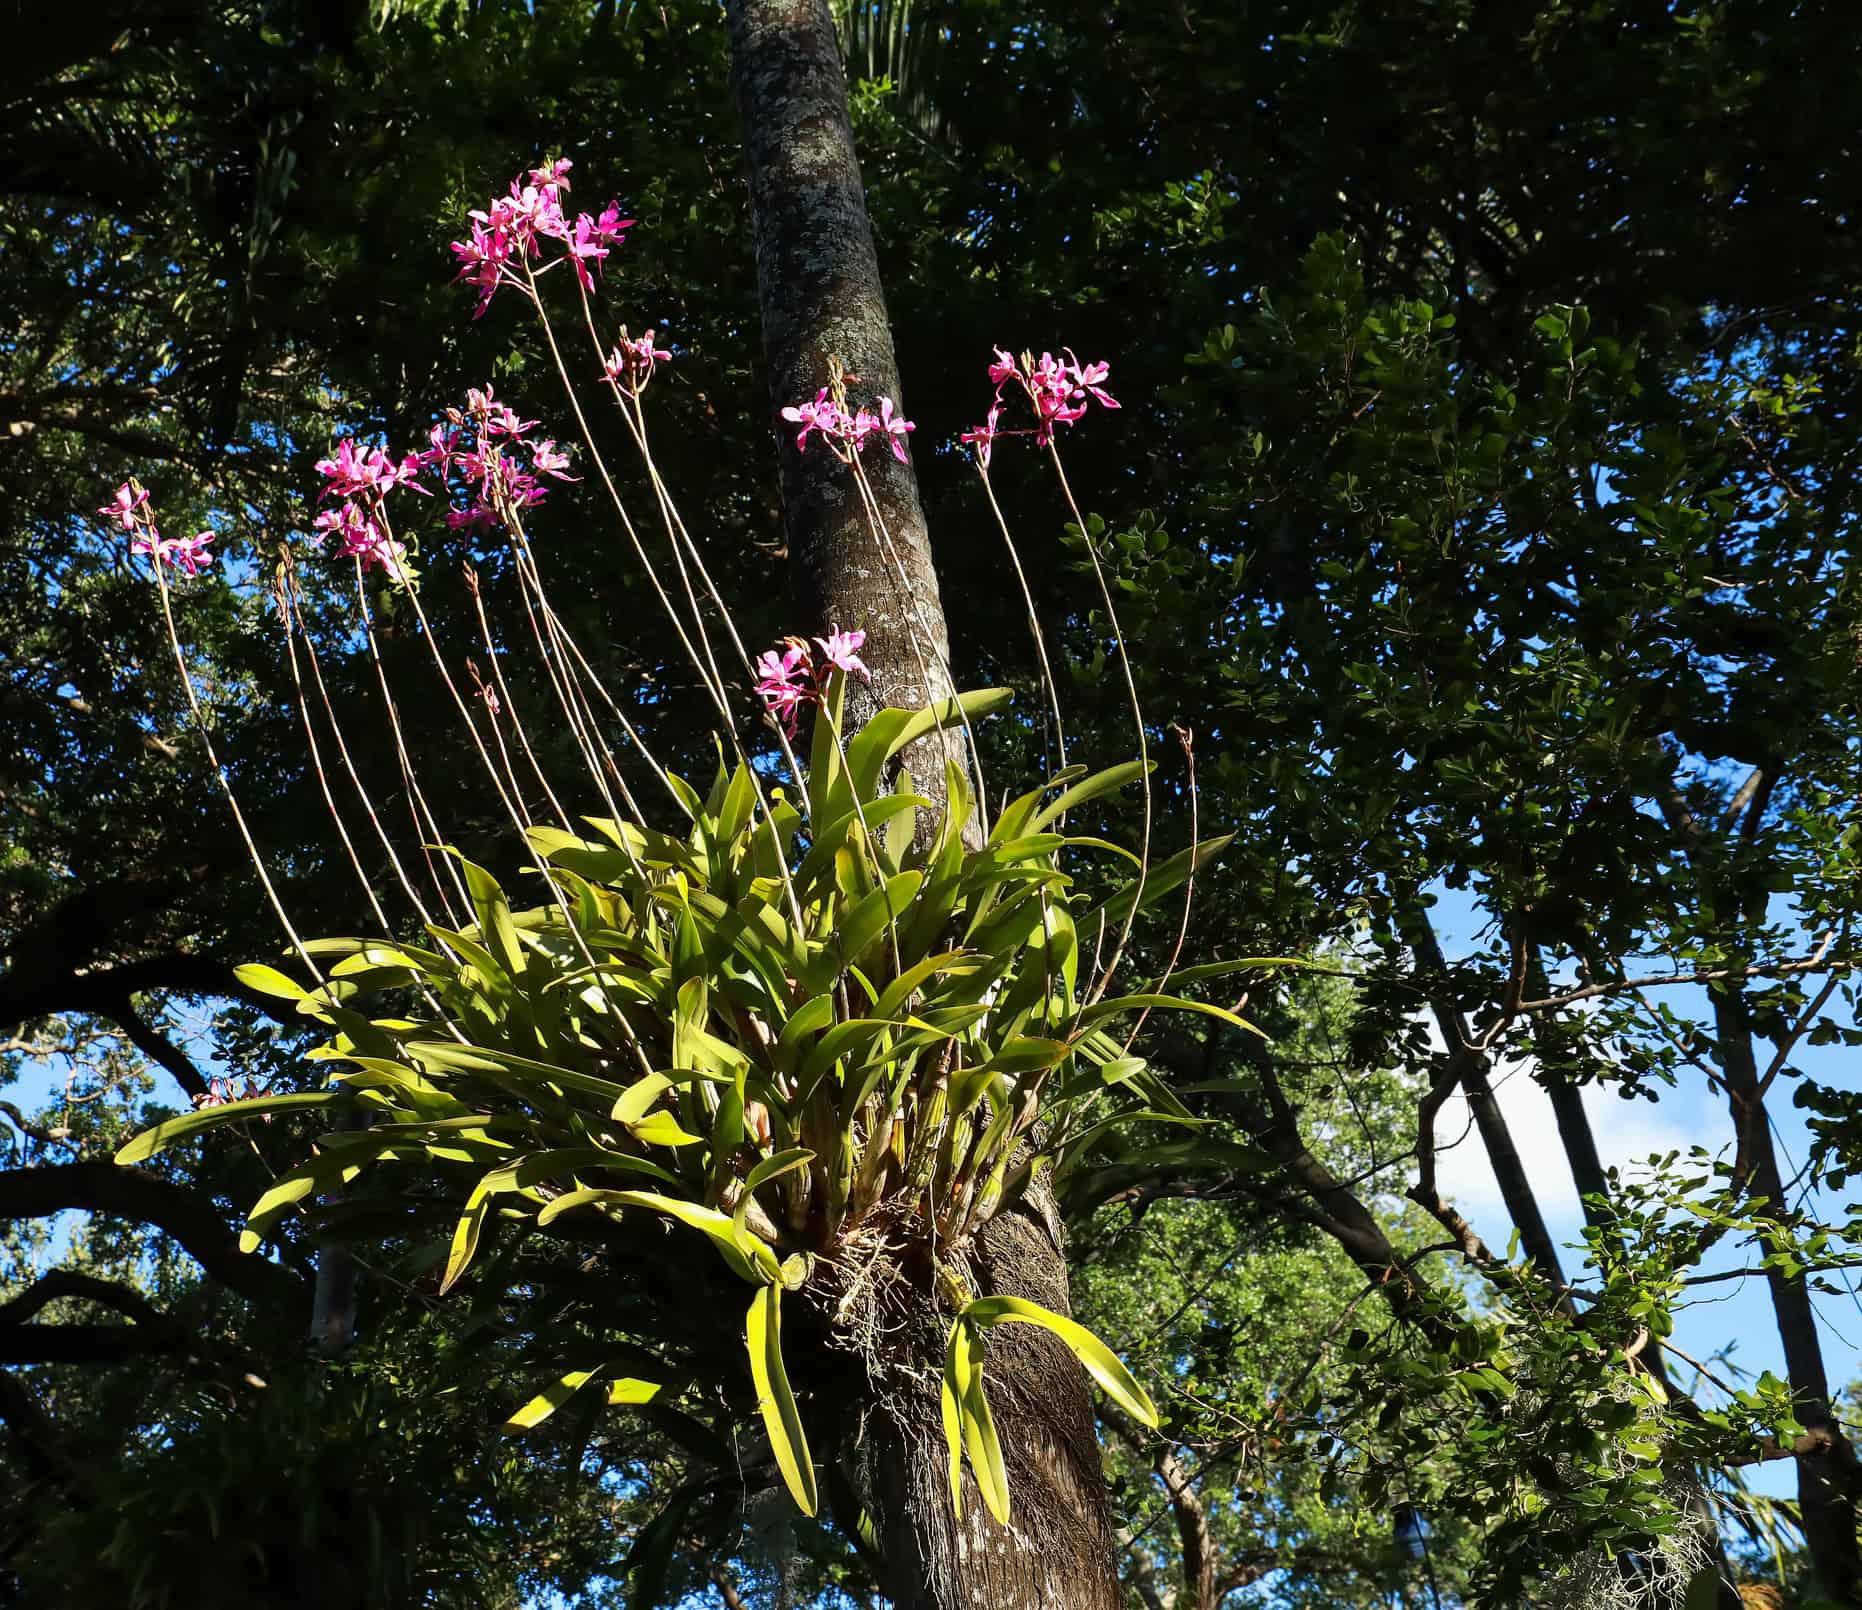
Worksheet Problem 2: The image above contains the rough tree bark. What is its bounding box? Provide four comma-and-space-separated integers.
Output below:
725, 0, 970, 827
724, 5, 1127, 1605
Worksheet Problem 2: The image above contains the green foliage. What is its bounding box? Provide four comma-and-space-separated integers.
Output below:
11, 2, 1862, 1604
120, 683, 1266, 1534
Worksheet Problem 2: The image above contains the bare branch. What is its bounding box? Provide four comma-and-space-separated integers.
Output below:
0, 1160, 305, 1314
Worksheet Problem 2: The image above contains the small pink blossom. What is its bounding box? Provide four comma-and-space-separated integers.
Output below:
603, 328, 672, 389
780, 388, 914, 462
529, 439, 578, 481
872, 397, 914, 463
753, 642, 811, 735
98, 482, 149, 530
814, 628, 869, 681
445, 502, 499, 536
449, 222, 510, 318
130, 526, 216, 577
1066, 352, 1119, 410
315, 439, 427, 502
979, 345, 1119, 451
565, 213, 611, 290
465, 386, 535, 438
780, 388, 850, 454
165, 530, 216, 576
592, 203, 634, 247
753, 629, 873, 731
453, 162, 631, 315
960, 404, 1003, 471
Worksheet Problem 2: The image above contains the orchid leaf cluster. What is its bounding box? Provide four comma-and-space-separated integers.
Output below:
116, 679, 1254, 1526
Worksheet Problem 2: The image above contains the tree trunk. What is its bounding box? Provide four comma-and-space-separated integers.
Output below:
1711, 984, 1861, 1604
724, 4, 1128, 1604
726, 0, 964, 792
854, 1208, 1126, 1610
1405, 908, 1572, 1297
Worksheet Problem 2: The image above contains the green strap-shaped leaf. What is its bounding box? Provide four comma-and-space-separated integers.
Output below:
793, 793, 929, 898
743, 1147, 815, 1195
772, 992, 836, 1072
733, 1148, 814, 1241
612, 1072, 675, 1126
403, 1042, 628, 1104
442, 1164, 525, 1294
1028, 759, 1153, 832
449, 851, 527, 978
871, 949, 978, 1025
241, 1150, 370, 1251
114, 1091, 348, 1166
939, 1330, 967, 1521
796, 1017, 900, 1102
962, 1294, 1158, 1427
834, 871, 924, 973
1079, 833, 1236, 931
503, 1368, 600, 1431
232, 962, 309, 1000
1075, 992, 1266, 1038
328, 944, 440, 979
538, 1188, 778, 1284
1138, 955, 1321, 990
502, 1368, 664, 1431
746, 1283, 817, 1516
671, 976, 708, 1073
843, 688, 1012, 801
627, 1110, 705, 1148
945, 1314, 1011, 1523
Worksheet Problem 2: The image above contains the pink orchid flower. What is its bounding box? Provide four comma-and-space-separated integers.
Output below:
165, 530, 217, 577
873, 397, 915, 463
780, 389, 847, 453
814, 628, 870, 681
565, 214, 610, 290
960, 403, 1003, 471
98, 482, 149, 531
593, 204, 634, 247
529, 439, 578, 481
604, 328, 673, 389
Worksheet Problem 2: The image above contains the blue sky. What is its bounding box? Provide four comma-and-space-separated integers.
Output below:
1425, 886, 1860, 1508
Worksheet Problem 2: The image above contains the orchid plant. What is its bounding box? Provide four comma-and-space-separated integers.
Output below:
111, 156, 1277, 1533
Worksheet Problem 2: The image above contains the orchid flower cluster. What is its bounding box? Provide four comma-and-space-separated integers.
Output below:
99, 482, 216, 577
753, 628, 870, 735
449, 157, 633, 319
960, 347, 1120, 468
309, 386, 576, 580
780, 383, 916, 464
601, 326, 674, 394
423, 386, 578, 537
193, 1073, 269, 1112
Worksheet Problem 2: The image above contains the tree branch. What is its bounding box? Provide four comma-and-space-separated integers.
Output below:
1105, 1406, 1216, 1610
110, 997, 210, 1099
0, 1160, 305, 1314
